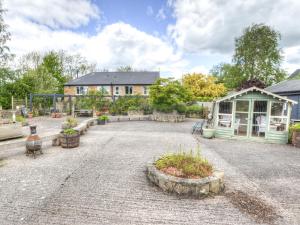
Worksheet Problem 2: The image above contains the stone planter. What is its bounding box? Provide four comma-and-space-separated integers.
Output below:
97, 119, 106, 125
151, 111, 185, 122
202, 128, 215, 139
60, 132, 80, 148
292, 131, 300, 148
147, 163, 224, 198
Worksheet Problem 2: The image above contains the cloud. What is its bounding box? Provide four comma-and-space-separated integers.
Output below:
168, 0, 300, 54
156, 7, 167, 21
146, 6, 154, 16
3, 0, 100, 29
5, 13, 187, 77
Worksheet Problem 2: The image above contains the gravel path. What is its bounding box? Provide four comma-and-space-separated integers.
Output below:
0, 120, 297, 224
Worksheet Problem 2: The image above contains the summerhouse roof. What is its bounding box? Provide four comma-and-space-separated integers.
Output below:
215, 86, 298, 104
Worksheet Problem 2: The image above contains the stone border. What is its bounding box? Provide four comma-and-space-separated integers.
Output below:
146, 163, 224, 198
151, 112, 185, 123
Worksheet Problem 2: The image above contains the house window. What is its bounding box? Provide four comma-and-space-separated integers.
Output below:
114, 86, 120, 95
125, 86, 133, 95
143, 86, 149, 95
97, 86, 110, 95
269, 102, 288, 131
218, 101, 233, 128
76, 86, 87, 95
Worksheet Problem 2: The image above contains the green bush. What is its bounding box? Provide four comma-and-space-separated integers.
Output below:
16, 115, 26, 123
65, 117, 78, 127
98, 115, 109, 121
155, 148, 213, 178
110, 96, 151, 115
149, 78, 192, 113
186, 105, 203, 114
289, 123, 300, 143
63, 128, 78, 135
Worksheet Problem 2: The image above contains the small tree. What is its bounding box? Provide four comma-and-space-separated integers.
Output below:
182, 73, 227, 100
149, 78, 192, 113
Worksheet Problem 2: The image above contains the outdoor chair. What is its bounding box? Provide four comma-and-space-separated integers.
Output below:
256, 115, 266, 136
192, 119, 206, 134
234, 119, 240, 135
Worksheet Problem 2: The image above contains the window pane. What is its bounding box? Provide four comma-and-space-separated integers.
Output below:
236, 101, 249, 112
269, 118, 287, 131
252, 114, 267, 137
235, 113, 248, 124
219, 102, 232, 114
271, 102, 287, 116
253, 101, 267, 113
218, 114, 232, 127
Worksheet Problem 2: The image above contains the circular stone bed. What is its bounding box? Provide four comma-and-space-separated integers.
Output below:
146, 163, 224, 198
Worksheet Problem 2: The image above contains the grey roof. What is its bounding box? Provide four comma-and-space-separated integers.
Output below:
65, 72, 160, 86
289, 69, 300, 79
265, 79, 300, 94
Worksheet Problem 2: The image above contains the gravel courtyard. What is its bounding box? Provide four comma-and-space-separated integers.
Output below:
0, 120, 299, 225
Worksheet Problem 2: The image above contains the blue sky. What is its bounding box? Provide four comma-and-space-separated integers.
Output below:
3, 0, 300, 78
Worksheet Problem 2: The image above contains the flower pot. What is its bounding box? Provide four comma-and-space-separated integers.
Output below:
97, 119, 106, 125
292, 131, 300, 148
60, 132, 80, 148
202, 128, 215, 139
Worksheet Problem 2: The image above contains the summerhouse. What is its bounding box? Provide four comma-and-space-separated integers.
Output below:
213, 87, 297, 144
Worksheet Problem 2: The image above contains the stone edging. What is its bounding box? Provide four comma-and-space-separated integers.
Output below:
146, 163, 224, 198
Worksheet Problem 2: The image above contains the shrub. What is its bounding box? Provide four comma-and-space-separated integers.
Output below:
289, 123, 300, 143
155, 148, 213, 178
110, 96, 151, 115
186, 105, 203, 114
16, 115, 26, 123
98, 115, 109, 121
66, 117, 78, 127
63, 128, 78, 135
149, 78, 192, 113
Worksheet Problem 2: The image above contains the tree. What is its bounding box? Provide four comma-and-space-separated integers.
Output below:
117, 65, 133, 72
149, 78, 192, 113
0, 3, 12, 66
210, 63, 242, 89
233, 23, 286, 86
182, 73, 227, 100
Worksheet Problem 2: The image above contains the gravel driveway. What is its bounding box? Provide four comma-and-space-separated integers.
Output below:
0, 120, 298, 224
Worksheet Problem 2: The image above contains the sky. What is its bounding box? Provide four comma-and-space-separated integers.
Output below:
3, 0, 300, 78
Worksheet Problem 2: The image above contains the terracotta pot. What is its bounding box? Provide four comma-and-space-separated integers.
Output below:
28, 113, 33, 119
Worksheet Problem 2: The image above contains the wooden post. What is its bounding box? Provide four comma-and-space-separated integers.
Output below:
11, 96, 14, 110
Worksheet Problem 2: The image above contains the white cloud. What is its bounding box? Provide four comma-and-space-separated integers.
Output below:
146, 6, 154, 16
168, 0, 300, 53
3, 0, 100, 29
156, 7, 167, 21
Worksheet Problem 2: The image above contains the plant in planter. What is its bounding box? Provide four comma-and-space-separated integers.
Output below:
61, 117, 78, 129
290, 123, 300, 147
147, 148, 224, 197
16, 115, 29, 126
155, 150, 213, 179
60, 128, 80, 148
97, 115, 109, 125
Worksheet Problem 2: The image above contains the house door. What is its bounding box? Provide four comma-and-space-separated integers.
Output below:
234, 100, 250, 137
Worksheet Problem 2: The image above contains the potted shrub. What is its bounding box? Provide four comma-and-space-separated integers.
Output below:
97, 115, 109, 125
60, 128, 80, 148
290, 123, 300, 147
61, 117, 78, 129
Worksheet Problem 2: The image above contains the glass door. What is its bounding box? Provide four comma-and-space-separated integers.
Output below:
251, 100, 268, 137
234, 100, 250, 136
